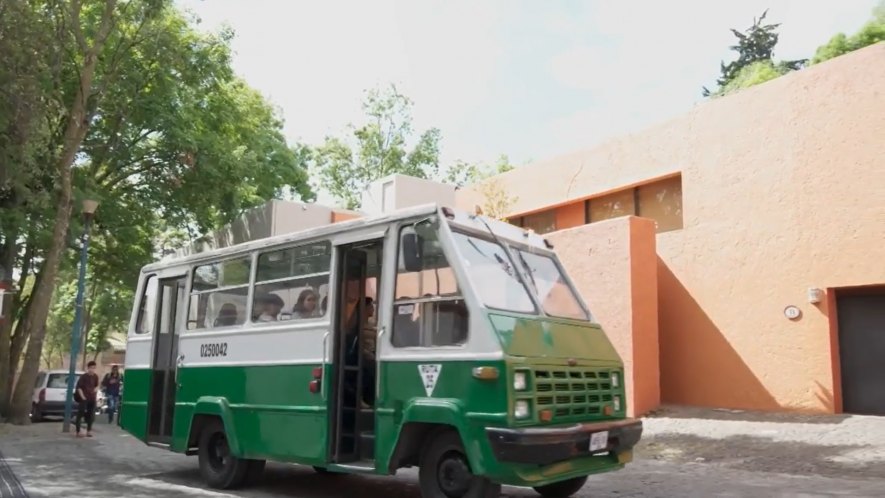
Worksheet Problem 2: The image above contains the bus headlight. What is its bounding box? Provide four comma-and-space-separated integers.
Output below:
611, 372, 619, 388
613, 396, 621, 412
514, 372, 527, 391
514, 400, 530, 419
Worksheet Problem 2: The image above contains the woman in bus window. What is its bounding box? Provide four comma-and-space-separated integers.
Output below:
293, 289, 320, 319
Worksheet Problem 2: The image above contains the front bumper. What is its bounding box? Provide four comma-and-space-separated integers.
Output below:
486, 418, 643, 466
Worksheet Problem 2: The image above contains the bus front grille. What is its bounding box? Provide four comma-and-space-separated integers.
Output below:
533, 368, 615, 421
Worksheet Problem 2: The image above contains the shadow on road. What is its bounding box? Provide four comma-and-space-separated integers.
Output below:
150, 464, 427, 498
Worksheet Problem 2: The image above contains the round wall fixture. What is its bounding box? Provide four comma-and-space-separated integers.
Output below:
784, 305, 802, 320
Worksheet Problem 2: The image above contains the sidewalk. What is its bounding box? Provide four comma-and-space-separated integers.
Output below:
0, 422, 192, 498
638, 405, 885, 479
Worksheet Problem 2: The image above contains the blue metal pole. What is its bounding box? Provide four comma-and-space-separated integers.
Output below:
62, 215, 92, 433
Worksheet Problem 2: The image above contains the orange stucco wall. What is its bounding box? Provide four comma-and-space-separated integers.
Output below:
555, 202, 585, 230
331, 210, 361, 223
457, 43, 885, 412
548, 217, 660, 416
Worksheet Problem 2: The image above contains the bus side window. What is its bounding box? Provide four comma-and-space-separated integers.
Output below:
253, 242, 331, 323
391, 226, 468, 348
188, 257, 251, 330
135, 275, 157, 335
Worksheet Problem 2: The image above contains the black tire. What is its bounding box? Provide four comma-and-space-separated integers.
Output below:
419, 430, 501, 498
533, 476, 588, 498
244, 459, 266, 485
197, 420, 249, 489
30, 404, 42, 423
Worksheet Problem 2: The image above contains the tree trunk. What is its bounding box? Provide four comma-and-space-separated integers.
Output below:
0, 227, 18, 418
8, 38, 108, 424
3, 247, 39, 415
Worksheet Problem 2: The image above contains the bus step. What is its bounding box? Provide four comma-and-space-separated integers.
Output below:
360, 434, 375, 459
327, 460, 376, 474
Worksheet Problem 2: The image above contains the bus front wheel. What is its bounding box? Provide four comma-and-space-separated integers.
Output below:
532, 476, 588, 498
418, 430, 501, 498
198, 420, 249, 489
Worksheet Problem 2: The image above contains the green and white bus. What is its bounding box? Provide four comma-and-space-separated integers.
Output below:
120, 204, 642, 498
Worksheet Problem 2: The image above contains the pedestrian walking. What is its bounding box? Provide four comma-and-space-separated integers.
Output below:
75, 361, 99, 437
101, 364, 122, 424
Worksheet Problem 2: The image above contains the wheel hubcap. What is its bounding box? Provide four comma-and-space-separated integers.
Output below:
208, 434, 230, 471
438, 451, 472, 497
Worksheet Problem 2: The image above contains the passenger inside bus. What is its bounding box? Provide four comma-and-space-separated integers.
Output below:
214, 303, 239, 327
255, 293, 284, 322
292, 289, 320, 319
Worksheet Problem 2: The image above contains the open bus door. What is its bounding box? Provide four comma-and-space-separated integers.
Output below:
146, 275, 187, 445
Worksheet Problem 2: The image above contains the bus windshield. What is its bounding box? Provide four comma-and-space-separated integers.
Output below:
450, 232, 536, 314
512, 247, 589, 321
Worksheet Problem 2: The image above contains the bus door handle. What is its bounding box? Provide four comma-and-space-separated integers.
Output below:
321, 331, 329, 401
376, 327, 385, 403
175, 354, 185, 386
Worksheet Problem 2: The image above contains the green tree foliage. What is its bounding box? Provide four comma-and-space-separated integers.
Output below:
717, 60, 790, 96
313, 86, 441, 209
811, 2, 885, 64
703, 10, 806, 97
1, 1, 312, 423
443, 155, 518, 221
444, 154, 515, 188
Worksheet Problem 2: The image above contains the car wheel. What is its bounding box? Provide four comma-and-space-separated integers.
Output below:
30, 404, 43, 423
419, 430, 501, 498
197, 420, 249, 489
533, 476, 588, 498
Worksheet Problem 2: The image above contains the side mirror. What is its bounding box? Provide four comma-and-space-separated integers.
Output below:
402, 232, 424, 272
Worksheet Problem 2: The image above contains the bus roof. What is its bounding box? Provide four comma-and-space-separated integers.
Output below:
142, 203, 443, 273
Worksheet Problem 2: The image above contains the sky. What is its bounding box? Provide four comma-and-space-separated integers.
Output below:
176, 0, 879, 171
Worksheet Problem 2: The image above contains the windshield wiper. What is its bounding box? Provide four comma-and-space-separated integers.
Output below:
467, 238, 514, 277
515, 250, 538, 292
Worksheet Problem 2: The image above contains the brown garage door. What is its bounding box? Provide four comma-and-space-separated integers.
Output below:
838, 292, 885, 415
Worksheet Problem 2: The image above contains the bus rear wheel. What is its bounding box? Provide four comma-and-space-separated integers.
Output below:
198, 420, 249, 489
419, 430, 501, 498
532, 476, 588, 497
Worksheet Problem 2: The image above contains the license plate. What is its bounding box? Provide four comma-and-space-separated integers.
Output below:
589, 431, 609, 452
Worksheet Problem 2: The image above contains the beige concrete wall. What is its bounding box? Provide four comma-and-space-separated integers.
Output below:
458, 43, 885, 412
548, 216, 660, 416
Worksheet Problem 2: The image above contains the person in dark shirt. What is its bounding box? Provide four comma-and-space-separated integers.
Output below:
75, 361, 99, 437
101, 364, 122, 424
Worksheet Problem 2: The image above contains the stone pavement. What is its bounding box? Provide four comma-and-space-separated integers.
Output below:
0, 449, 28, 498
0, 408, 884, 497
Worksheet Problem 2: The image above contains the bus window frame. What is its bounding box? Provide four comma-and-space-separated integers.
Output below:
447, 229, 538, 316
186, 254, 254, 332
445, 220, 595, 323
390, 221, 471, 349
249, 240, 333, 325
132, 273, 158, 336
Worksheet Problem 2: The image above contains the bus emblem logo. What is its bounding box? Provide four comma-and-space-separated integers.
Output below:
418, 364, 442, 397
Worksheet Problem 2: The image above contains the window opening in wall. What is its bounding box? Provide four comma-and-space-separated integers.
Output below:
519, 209, 557, 234
637, 175, 683, 232
588, 189, 635, 223
581, 175, 683, 233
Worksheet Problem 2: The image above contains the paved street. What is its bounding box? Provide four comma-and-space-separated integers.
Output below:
1, 407, 884, 497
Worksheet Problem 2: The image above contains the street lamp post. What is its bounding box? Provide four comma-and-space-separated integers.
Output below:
62, 199, 98, 433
